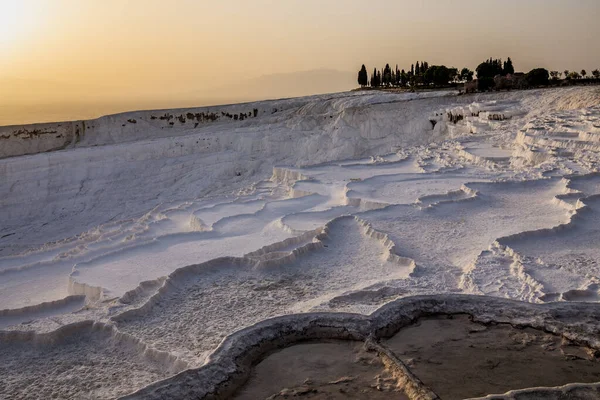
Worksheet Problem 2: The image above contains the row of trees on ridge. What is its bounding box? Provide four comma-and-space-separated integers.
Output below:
358, 61, 474, 89
358, 57, 600, 92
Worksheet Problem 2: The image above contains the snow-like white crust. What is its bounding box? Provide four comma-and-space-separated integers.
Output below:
2, 86, 600, 398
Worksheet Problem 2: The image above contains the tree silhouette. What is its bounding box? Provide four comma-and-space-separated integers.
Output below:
424, 65, 450, 86
526, 68, 550, 86
581, 70, 587, 79
564, 70, 570, 79
371, 68, 379, 87
477, 59, 503, 77
383, 64, 392, 86
476, 58, 504, 91
409, 71, 416, 88
593, 69, 600, 79
461, 68, 474, 82
358, 64, 368, 87
448, 68, 458, 82
423, 66, 432, 85
503, 57, 514, 75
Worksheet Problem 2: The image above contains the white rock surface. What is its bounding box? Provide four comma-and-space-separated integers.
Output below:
1, 86, 600, 398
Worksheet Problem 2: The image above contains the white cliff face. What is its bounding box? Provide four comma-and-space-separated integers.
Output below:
1, 86, 600, 398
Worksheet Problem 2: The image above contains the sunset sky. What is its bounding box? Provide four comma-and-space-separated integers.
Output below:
1, 0, 599, 123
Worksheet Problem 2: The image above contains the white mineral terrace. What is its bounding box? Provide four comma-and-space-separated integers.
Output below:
1, 87, 600, 399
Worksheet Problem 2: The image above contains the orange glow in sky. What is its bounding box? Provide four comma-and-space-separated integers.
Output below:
0, 0, 599, 124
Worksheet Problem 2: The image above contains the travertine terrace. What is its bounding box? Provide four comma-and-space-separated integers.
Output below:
2, 87, 600, 399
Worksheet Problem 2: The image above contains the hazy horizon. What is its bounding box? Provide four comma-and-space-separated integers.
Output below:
0, 68, 357, 125
1, 0, 599, 124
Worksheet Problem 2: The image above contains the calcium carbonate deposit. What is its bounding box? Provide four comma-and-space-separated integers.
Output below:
1, 87, 600, 399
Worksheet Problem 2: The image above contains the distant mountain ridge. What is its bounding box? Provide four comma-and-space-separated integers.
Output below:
186, 69, 356, 103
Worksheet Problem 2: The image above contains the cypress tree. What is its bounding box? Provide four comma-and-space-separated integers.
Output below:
358, 64, 368, 87
383, 64, 392, 86
503, 57, 514, 75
